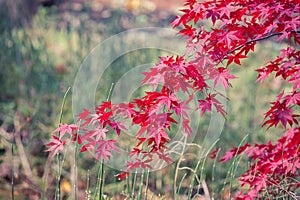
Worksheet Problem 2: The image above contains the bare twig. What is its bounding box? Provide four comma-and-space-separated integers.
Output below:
227, 31, 300, 55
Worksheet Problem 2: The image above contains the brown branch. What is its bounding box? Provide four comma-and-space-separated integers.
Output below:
227, 31, 300, 55
13, 115, 34, 181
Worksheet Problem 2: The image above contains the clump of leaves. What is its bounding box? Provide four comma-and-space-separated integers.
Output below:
46, 0, 300, 198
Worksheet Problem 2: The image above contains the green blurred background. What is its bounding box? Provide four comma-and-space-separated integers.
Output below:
0, 0, 288, 199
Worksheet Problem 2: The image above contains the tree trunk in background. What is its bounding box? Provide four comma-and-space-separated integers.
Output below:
0, 0, 39, 28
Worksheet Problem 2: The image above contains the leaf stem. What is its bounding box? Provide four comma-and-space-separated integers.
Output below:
138, 170, 145, 200
55, 87, 71, 200
143, 170, 150, 200
11, 143, 14, 200
99, 161, 105, 200
131, 170, 138, 199
86, 170, 90, 200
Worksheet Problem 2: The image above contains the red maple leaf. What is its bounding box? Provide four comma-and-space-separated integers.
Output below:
77, 108, 91, 121
45, 135, 66, 158
219, 143, 250, 163
95, 140, 118, 161
209, 147, 220, 159
114, 171, 129, 181
198, 93, 226, 117
54, 123, 78, 139
210, 67, 237, 90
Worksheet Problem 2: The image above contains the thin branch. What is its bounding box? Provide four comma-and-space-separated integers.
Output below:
227, 31, 300, 55
13, 115, 34, 180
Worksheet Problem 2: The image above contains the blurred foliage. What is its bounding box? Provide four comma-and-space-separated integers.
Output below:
0, 0, 291, 199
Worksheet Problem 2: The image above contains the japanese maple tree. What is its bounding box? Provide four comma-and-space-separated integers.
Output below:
46, 0, 300, 198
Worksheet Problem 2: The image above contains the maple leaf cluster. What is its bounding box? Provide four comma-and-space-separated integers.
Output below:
46, 0, 299, 197
170, 0, 300, 198
217, 128, 300, 199
46, 103, 121, 161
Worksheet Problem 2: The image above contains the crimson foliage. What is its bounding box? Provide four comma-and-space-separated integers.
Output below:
47, 0, 299, 198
